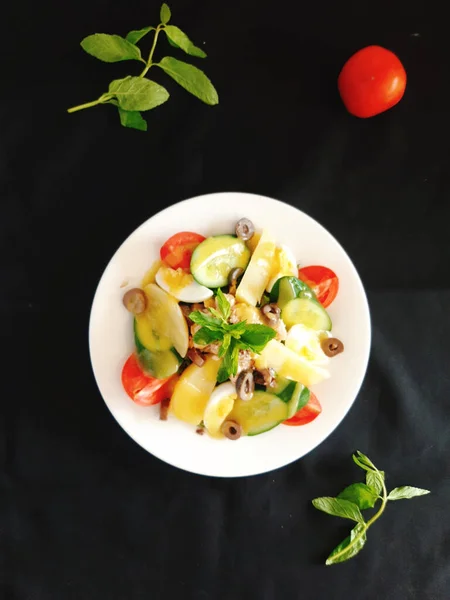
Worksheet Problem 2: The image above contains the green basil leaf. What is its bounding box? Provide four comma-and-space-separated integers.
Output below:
216, 289, 231, 321
163, 25, 206, 58
239, 324, 276, 352
81, 34, 143, 63
109, 76, 169, 111
352, 451, 378, 473
325, 523, 367, 565
387, 486, 430, 501
312, 497, 364, 524
126, 27, 154, 45
158, 57, 218, 105
366, 470, 384, 495
218, 333, 232, 357
193, 327, 223, 345
189, 311, 223, 330
225, 321, 247, 335
160, 3, 171, 24
217, 340, 239, 383
338, 483, 379, 510
118, 108, 147, 131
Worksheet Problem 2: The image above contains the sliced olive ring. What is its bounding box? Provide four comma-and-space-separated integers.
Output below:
235, 369, 255, 401
221, 420, 242, 440
228, 267, 244, 285
262, 302, 281, 323
235, 218, 255, 241
321, 337, 344, 357
122, 288, 147, 315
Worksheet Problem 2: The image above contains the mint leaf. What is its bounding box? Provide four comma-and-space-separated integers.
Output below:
387, 486, 430, 501
366, 470, 384, 495
216, 289, 231, 321
193, 327, 223, 345
126, 27, 154, 44
312, 497, 364, 524
118, 108, 147, 131
189, 311, 223, 330
81, 34, 143, 63
218, 333, 231, 358
209, 307, 224, 321
225, 321, 247, 335
352, 451, 378, 473
109, 76, 169, 111
160, 3, 171, 24
163, 25, 206, 58
239, 324, 276, 352
338, 483, 379, 510
158, 57, 218, 105
326, 523, 367, 565
217, 339, 239, 383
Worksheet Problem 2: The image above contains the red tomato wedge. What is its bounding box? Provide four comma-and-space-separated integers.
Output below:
160, 231, 205, 270
283, 392, 322, 426
121, 353, 177, 406
298, 266, 339, 309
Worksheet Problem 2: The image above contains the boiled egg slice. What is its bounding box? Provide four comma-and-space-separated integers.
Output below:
203, 382, 237, 437
266, 244, 298, 292
155, 265, 213, 303
285, 324, 330, 365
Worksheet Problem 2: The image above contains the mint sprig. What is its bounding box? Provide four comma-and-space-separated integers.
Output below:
312, 451, 430, 565
190, 289, 275, 382
67, 3, 218, 131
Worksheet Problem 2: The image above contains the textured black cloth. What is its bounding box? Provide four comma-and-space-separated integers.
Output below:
2, 1, 450, 599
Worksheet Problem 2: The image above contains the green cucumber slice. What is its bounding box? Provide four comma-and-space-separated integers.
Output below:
282, 297, 332, 331
270, 276, 315, 309
134, 320, 181, 379
228, 391, 288, 436
272, 377, 297, 402
286, 384, 310, 418
190, 234, 251, 288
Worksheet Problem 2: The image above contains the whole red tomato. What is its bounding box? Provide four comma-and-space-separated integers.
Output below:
338, 45, 407, 118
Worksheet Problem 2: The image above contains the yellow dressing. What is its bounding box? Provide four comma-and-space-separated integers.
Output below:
141, 259, 162, 288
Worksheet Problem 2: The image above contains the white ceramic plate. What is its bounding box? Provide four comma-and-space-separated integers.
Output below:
89, 193, 371, 477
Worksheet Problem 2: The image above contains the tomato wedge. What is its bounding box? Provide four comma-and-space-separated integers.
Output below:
283, 392, 322, 426
121, 353, 177, 406
160, 231, 205, 271
298, 266, 339, 309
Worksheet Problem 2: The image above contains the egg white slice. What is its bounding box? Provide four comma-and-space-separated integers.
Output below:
285, 324, 330, 365
266, 244, 298, 292
203, 382, 237, 437
155, 265, 213, 303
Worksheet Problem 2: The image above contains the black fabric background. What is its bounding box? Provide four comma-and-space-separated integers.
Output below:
2, 1, 450, 598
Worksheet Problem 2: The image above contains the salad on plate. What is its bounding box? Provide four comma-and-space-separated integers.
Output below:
120, 218, 344, 440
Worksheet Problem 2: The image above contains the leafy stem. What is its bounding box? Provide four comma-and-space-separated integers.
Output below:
139, 25, 164, 77
329, 470, 387, 563
67, 94, 113, 113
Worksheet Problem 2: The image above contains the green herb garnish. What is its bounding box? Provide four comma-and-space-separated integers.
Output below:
312, 451, 430, 565
67, 3, 218, 130
190, 289, 275, 382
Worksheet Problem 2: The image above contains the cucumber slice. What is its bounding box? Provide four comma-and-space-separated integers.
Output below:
190, 235, 251, 288
228, 391, 288, 436
270, 276, 315, 308
282, 297, 332, 331
272, 376, 311, 417
134, 320, 181, 379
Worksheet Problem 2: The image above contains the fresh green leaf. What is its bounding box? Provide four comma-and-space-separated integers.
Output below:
225, 321, 248, 335
167, 36, 180, 49
126, 27, 154, 44
118, 108, 147, 131
158, 56, 218, 105
163, 25, 206, 58
218, 333, 232, 357
387, 486, 430, 501
109, 76, 169, 111
239, 324, 276, 352
189, 311, 223, 330
81, 34, 143, 63
338, 483, 379, 510
217, 339, 239, 383
192, 327, 223, 345
216, 289, 231, 321
366, 470, 384, 495
352, 451, 378, 473
325, 523, 367, 565
160, 3, 171, 24
312, 497, 364, 524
